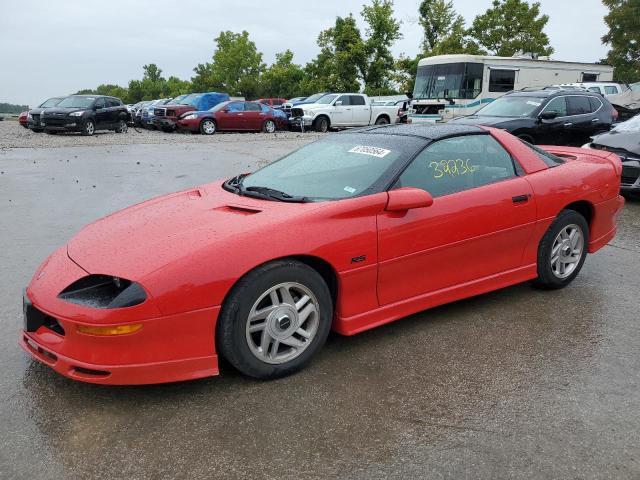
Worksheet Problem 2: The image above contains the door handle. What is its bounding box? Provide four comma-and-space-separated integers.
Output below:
512, 194, 530, 204
563, 122, 573, 127
591, 118, 599, 123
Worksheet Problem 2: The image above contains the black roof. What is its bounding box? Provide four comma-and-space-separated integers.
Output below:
508, 88, 603, 98
356, 123, 485, 140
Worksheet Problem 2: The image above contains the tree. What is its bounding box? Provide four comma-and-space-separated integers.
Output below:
139, 63, 167, 100
307, 15, 365, 92
360, 0, 403, 95
191, 31, 265, 98
261, 50, 305, 98
419, 0, 460, 52
165, 76, 192, 98
470, 0, 553, 57
393, 54, 421, 94
602, 0, 640, 83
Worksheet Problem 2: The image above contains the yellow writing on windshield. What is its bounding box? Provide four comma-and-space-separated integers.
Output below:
429, 159, 478, 179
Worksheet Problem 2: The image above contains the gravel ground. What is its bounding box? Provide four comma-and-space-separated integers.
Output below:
0, 121, 326, 149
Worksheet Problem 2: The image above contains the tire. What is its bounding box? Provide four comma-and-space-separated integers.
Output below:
115, 119, 128, 133
262, 119, 276, 133
199, 119, 216, 135
375, 116, 390, 125
533, 209, 589, 289
217, 259, 333, 379
82, 120, 95, 136
314, 116, 329, 133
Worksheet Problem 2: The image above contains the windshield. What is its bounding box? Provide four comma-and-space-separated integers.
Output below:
629, 82, 640, 92
413, 62, 483, 100
304, 93, 327, 103
57, 96, 95, 108
40, 98, 63, 107
613, 114, 640, 132
316, 94, 338, 105
475, 96, 545, 117
240, 134, 425, 200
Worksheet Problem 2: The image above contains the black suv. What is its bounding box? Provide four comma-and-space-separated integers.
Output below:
42, 95, 130, 136
450, 88, 618, 146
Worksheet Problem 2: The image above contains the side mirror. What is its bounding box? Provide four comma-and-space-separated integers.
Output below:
386, 187, 434, 212
221, 108, 229, 113
539, 111, 558, 120
334, 100, 343, 107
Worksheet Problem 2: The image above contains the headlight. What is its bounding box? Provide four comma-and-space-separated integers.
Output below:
303, 110, 314, 117
27, 113, 32, 120
69, 111, 85, 117
58, 275, 147, 309
181, 113, 197, 120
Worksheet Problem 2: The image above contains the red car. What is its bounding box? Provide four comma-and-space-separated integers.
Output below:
20, 124, 624, 385
18, 111, 29, 128
177, 101, 285, 135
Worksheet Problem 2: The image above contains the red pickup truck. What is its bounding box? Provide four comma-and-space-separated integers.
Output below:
153, 92, 229, 131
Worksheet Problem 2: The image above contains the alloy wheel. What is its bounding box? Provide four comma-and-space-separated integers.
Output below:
550, 224, 584, 279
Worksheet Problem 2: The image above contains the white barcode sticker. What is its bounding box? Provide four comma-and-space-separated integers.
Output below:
526, 101, 541, 106
348, 145, 391, 158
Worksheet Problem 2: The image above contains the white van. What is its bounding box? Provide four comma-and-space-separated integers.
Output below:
409, 54, 614, 123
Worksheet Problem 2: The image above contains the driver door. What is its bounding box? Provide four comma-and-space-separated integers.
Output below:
377, 134, 536, 305
93, 98, 109, 128
331, 95, 352, 126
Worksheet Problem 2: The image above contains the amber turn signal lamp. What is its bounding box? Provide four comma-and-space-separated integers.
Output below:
76, 324, 143, 336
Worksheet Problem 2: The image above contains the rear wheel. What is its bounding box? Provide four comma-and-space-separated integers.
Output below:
375, 116, 390, 125
533, 210, 589, 289
200, 119, 216, 135
115, 119, 127, 133
217, 260, 332, 379
262, 119, 276, 133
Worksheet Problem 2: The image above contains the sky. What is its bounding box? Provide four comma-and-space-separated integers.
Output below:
0, 0, 609, 106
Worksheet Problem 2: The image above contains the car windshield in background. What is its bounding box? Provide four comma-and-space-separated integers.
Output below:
316, 95, 338, 104
476, 96, 545, 117
304, 93, 327, 103
209, 102, 229, 112
57, 96, 95, 109
40, 98, 63, 107
241, 134, 425, 200
186, 95, 203, 106
613, 114, 640, 132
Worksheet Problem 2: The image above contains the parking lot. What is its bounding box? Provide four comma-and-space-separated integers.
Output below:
1, 121, 639, 479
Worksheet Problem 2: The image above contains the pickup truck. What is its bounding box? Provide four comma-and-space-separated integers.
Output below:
152, 92, 229, 132
289, 93, 400, 132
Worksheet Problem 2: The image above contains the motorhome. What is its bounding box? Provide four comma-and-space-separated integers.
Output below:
409, 54, 614, 123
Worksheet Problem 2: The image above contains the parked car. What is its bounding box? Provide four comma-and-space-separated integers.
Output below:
177, 100, 285, 134
607, 82, 640, 121
27, 97, 66, 132
556, 82, 628, 97
583, 113, 640, 194
42, 95, 130, 136
141, 98, 171, 129
256, 98, 287, 110
449, 88, 618, 146
20, 123, 624, 384
18, 111, 28, 128
289, 93, 401, 132
153, 92, 230, 132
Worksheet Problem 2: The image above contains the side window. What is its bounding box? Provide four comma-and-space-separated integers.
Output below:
604, 85, 618, 95
260, 104, 271, 113
589, 96, 603, 112
94, 98, 105, 109
244, 102, 261, 111
489, 69, 516, 93
543, 96, 567, 116
588, 87, 602, 94
106, 98, 119, 107
272, 99, 283, 106
567, 96, 592, 115
227, 102, 245, 112
336, 95, 351, 106
394, 135, 516, 198
350, 95, 366, 106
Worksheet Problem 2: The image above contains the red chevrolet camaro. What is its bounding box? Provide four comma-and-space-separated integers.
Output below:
21, 124, 624, 385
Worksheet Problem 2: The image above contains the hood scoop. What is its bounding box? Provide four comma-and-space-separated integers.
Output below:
215, 205, 262, 215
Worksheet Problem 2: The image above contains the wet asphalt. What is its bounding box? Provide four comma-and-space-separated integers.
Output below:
0, 139, 639, 479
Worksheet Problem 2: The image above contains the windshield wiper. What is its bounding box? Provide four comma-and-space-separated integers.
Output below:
243, 186, 309, 203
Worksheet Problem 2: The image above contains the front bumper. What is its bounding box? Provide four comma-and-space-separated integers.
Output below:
20, 248, 220, 385
621, 160, 640, 192
176, 117, 200, 132
288, 115, 313, 129
153, 117, 177, 130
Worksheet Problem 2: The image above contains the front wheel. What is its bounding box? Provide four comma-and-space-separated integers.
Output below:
199, 119, 216, 135
82, 120, 95, 136
217, 260, 333, 379
262, 119, 276, 133
533, 210, 589, 289
314, 116, 329, 133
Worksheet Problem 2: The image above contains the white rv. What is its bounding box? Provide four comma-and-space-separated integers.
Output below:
409, 54, 614, 123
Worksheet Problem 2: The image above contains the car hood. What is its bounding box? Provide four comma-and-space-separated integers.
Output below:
592, 130, 640, 156
66, 182, 325, 280
43, 107, 87, 116
449, 115, 524, 127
